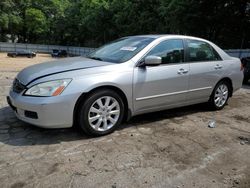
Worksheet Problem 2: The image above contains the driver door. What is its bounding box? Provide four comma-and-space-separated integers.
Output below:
133, 39, 189, 113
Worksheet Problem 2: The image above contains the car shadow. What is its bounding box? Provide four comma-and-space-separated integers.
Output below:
120, 103, 210, 130
0, 102, 211, 146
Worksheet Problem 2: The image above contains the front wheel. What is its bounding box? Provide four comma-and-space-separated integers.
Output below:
77, 89, 125, 136
209, 81, 230, 110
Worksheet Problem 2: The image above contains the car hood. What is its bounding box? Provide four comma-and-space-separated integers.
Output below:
17, 56, 113, 85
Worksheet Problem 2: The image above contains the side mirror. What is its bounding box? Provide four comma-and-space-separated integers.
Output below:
144, 56, 162, 66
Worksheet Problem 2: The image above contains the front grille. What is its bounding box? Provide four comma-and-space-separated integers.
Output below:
12, 79, 26, 93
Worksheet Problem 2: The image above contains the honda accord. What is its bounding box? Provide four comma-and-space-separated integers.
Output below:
7, 35, 243, 136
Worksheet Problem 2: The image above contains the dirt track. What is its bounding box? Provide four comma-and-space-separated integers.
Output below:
0, 52, 249, 188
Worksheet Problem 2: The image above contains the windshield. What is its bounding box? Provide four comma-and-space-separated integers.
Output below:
88, 37, 155, 63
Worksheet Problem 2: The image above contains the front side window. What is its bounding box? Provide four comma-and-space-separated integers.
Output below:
146, 39, 184, 64
186, 40, 221, 62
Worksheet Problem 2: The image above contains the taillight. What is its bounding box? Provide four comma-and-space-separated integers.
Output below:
241, 62, 244, 71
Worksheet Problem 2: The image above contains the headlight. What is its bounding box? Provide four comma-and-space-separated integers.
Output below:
24, 79, 72, 96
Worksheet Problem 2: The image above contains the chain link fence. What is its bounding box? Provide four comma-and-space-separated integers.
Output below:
0, 42, 95, 56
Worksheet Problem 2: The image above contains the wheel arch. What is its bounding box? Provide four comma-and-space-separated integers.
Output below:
73, 85, 131, 127
213, 77, 233, 97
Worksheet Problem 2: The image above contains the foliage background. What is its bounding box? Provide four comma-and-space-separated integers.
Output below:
0, 0, 249, 49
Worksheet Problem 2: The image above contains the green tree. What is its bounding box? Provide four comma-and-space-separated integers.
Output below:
0, 0, 22, 42
25, 8, 46, 42
0, 0, 249, 48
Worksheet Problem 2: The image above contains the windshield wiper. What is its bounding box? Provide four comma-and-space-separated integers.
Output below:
89, 56, 103, 61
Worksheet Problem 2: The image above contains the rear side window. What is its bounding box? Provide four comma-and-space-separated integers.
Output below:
186, 40, 221, 62
146, 39, 184, 64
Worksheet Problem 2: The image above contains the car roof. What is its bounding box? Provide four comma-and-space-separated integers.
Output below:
129, 34, 208, 41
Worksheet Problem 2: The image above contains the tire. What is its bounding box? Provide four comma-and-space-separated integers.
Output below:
209, 81, 230, 110
77, 89, 125, 136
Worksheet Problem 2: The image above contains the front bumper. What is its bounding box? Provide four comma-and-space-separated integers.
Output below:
7, 90, 79, 128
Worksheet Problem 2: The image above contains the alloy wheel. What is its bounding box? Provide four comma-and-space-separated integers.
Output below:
88, 96, 120, 131
214, 84, 229, 108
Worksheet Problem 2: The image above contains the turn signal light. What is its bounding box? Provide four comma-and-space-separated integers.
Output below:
52, 86, 65, 96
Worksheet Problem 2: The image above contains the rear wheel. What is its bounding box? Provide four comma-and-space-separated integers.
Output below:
77, 89, 124, 136
209, 81, 230, 110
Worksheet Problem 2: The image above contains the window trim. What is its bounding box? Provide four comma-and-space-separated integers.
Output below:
184, 39, 222, 63
136, 38, 186, 67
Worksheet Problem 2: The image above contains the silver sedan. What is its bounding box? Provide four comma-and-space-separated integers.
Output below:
7, 35, 243, 136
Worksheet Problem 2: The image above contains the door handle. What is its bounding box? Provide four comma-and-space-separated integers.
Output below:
214, 64, 223, 69
177, 68, 189, 74
182, 69, 189, 74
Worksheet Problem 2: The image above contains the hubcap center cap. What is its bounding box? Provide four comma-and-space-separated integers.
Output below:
102, 111, 108, 116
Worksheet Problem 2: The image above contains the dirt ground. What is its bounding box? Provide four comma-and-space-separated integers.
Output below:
0, 52, 249, 188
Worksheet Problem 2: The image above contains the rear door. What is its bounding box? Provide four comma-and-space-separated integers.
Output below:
185, 39, 224, 102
